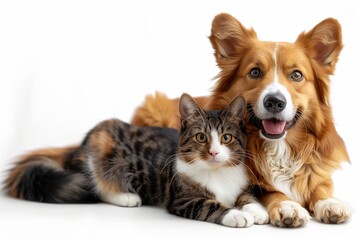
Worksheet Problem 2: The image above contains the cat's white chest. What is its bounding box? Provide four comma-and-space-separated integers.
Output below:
176, 159, 248, 207
264, 140, 302, 203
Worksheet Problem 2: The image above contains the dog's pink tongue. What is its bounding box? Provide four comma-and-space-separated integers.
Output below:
262, 120, 286, 135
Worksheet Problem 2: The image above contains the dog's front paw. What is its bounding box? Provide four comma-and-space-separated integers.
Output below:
314, 198, 351, 224
269, 200, 310, 227
221, 209, 254, 228
242, 202, 269, 225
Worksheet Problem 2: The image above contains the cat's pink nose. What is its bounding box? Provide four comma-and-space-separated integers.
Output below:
210, 151, 219, 157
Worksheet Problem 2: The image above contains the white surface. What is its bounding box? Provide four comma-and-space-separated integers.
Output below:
0, 0, 359, 239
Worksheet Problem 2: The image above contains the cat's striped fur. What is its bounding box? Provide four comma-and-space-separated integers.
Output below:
5, 93, 268, 227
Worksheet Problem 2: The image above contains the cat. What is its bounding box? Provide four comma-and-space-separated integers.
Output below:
5, 93, 269, 227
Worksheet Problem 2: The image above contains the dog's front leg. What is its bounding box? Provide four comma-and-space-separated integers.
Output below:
261, 191, 310, 227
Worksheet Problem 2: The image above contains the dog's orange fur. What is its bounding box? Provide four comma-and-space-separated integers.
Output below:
132, 92, 210, 129
131, 13, 351, 227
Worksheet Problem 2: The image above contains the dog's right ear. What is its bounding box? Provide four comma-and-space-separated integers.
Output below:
209, 13, 257, 66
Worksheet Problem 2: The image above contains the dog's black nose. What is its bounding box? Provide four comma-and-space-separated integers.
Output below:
263, 93, 287, 113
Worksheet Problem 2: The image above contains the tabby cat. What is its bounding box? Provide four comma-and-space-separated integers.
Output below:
5, 93, 268, 227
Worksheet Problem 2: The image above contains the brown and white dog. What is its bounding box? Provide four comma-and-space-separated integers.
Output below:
131, 13, 352, 227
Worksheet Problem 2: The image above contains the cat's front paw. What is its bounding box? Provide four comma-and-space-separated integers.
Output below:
101, 192, 142, 207
314, 198, 351, 224
242, 202, 269, 224
221, 209, 254, 228
269, 200, 310, 227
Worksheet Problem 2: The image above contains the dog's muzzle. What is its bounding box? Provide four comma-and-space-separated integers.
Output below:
248, 93, 300, 140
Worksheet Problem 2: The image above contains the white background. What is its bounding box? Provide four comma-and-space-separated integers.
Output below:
0, 0, 359, 239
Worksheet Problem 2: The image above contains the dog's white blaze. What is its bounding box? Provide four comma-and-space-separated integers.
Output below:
176, 158, 248, 207
254, 43, 294, 121
210, 130, 229, 162
273, 43, 279, 84
264, 139, 302, 203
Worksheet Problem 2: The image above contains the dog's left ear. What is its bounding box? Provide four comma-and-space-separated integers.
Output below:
296, 18, 342, 106
296, 18, 343, 74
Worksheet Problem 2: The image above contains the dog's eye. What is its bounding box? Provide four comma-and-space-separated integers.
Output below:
249, 67, 263, 79
290, 70, 303, 82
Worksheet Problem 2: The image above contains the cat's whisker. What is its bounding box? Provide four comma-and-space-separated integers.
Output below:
239, 151, 261, 163
227, 159, 238, 168
226, 159, 258, 191
232, 152, 255, 163
238, 161, 262, 192
187, 157, 200, 165
161, 152, 198, 174
227, 154, 261, 191
169, 157, 198, 185
160, 155, 178, 174
169, 170, 180, 186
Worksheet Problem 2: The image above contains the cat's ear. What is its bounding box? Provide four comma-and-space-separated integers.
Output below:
221, 95, 246, 120
179, 93, 203, 120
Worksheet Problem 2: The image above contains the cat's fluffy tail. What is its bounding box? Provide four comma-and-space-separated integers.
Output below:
4, 146, 97, 203
130, 91, 209, 129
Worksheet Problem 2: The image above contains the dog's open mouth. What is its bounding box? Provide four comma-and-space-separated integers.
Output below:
261, 118, 293, 139
247, 105, 301, 140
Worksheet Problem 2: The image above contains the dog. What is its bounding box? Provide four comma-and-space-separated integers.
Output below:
131, 13, 352, 227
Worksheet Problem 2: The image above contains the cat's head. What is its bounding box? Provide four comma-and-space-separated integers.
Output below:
178, 93, 246, 168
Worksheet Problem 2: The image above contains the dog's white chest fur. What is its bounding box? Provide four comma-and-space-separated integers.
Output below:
176, 159, 248, 207
264, 140, 302, 203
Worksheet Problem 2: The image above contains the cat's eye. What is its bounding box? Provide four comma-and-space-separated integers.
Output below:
249, 67, 263, 79
221, 134, 233, 144
290, 70, 303, 82
195, 133, 207, 143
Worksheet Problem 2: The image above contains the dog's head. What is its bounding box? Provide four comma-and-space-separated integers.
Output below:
209, 13, 342, 140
